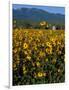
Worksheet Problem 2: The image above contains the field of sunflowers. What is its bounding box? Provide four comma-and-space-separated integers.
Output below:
13, 29, 65, 85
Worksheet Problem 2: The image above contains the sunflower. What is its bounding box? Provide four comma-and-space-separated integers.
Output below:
46, 47, 52, 54
23, 43, 28, 49
37, 72, 43, 77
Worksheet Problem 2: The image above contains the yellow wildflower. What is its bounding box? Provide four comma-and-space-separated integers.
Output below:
46, 42, 51, 47
46, 47, 52, 54
37, 72, 43, 77
23, 43, 28, 49
37, 72, 46, 77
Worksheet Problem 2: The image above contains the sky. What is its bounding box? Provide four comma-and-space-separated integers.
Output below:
13, 4, 65, 15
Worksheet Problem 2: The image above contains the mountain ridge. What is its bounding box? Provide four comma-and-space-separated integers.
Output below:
13, 7, 65, 25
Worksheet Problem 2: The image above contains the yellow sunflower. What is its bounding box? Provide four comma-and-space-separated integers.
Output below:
37, 72, 43, 77
46, 47, 52, 54
23, 43, 28, 49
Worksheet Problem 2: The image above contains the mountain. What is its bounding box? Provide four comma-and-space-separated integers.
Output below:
13, 8, 65, 25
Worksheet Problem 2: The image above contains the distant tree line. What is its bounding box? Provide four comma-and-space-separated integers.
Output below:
13, 19, 65, 30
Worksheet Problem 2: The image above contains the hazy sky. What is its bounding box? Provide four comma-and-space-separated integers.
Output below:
13, 4, 65, 15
